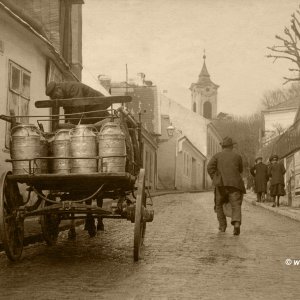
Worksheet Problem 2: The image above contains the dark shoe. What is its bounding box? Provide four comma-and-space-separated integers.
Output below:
68, 227, 76, 240
233, 222, 240, 236
97, 219, 104, 231
219, 225, 227, 232
272, 203, 276, 207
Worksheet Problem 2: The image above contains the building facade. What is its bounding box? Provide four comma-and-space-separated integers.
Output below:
158, 54, 222, 190
260, 98, 299, 145
107, 75, 159, 190
110, 73, 160, 134
0, 1, 83, 172
157, 115, 206, 190
259, 99, 300, 207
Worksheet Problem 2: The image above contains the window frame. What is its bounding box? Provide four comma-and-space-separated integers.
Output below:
6, 60, 31, 148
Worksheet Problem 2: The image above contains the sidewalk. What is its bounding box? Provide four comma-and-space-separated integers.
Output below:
244, 192, 300, 222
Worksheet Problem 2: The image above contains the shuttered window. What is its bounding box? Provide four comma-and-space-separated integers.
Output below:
6, 61, 31, 148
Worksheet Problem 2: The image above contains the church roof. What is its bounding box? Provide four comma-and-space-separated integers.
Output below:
199, 60, 210, 77
190, 55, 219, 89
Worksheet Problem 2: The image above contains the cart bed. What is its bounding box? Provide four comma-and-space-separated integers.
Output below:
7, 172, 136, 191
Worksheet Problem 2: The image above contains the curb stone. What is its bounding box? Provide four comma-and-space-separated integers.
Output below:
244, 193, 300, 222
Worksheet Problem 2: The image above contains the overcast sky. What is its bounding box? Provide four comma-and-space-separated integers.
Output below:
82, 0, 300, 116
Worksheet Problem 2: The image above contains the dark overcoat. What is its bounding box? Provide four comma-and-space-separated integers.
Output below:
250, 162, 269, 193
51, 82, 107, 124
268, 162, 286, 186
207, 148, 246, 194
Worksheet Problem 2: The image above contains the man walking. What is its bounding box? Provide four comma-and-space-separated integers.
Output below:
207, 137, 246, 236
268, 154, 286, 207
250, 156, 268, 202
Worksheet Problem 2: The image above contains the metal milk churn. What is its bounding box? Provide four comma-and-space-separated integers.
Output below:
11, 124, 41, 175
70, 125, 97, 173
40, 134, 49, 174
52, 129, 71, 174
98, 122, 126, 173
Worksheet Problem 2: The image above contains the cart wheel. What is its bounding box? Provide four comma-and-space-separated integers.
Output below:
134, 169, 147, 261
0, 171, 24, 261
40, 198, 60, 246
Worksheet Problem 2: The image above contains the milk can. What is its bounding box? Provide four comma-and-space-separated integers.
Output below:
70, 125, 97, 173
11, 124, 41, 175
40, 134, 49, 174
52, 129, 71, 174
98, 122, 126, 173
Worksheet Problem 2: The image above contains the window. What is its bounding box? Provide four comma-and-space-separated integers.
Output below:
193, 102, 196, 112
6, 61, 31, 147
184, 152, 191, 177
149, 152, 153, 183
203, 101, 212, 119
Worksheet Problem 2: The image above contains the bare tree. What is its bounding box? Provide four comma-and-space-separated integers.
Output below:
272, 122, 286, 135
261, 82, 300, 109
261, 88, 287, 109
267, 6, 300, 84
213, 114, 261, 171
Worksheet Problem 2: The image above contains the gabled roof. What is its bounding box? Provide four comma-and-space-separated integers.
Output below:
265, 97, 299, 111
0, 1, 78, 81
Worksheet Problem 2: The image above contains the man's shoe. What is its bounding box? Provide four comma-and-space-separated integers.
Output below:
272, 203, 276, 207
219, 226, 226, 232
233, 222, 240, 236
97, 219, 104, 231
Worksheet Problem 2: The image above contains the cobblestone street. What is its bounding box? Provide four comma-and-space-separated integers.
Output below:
0, 192, 300, 300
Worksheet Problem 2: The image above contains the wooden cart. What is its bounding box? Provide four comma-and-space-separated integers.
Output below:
0, 95, 154, 261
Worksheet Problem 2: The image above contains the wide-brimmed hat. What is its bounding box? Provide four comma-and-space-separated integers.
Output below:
220, 136, 236, 147
255, 156, 263, 162
269, 154, 279, 162
46, 81, 57, 96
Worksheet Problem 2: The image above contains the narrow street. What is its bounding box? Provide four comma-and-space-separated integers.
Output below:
0, 192, 300, 300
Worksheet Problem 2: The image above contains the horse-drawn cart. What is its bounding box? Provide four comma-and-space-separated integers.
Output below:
0, 95, 154, 261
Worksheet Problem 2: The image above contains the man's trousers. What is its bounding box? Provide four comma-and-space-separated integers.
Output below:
215, 186, 243, 227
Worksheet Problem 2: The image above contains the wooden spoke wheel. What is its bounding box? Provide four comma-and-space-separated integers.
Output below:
134, 169, 147, 261
40, 198, 60, 246
0, 171, 24, 261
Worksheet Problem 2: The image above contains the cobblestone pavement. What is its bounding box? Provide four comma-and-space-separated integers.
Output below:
0, 192, 300, 300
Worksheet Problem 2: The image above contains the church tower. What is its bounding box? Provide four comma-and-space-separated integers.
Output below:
190, 53, 219, 119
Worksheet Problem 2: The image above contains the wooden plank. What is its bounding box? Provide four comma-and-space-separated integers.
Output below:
35, 96, 132, 108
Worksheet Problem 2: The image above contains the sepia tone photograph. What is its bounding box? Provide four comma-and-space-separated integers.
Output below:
0, 0, 300, 299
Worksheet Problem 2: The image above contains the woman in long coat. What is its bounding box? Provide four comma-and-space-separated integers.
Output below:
268, 154, 286, 207
250, 157, 269, 202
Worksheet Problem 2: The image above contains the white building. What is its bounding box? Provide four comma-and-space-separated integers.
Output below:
261, 98, 299, 145
0, 0, 83, 171
158, 54, 222, 189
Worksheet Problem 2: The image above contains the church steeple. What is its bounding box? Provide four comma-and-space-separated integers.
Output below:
189, 50, 219, 119
199, 51, 210, 78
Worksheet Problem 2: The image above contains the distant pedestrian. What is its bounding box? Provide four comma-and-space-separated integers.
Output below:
268, 154, 286, 207
250, 156, 269, 202
207, 137, 246, 236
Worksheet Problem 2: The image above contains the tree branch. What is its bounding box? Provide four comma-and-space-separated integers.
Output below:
283, 77, 300, 85
267, 54, 298, 63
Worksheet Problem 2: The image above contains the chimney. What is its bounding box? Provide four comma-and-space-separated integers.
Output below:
136, 72, 146, 86
98, 74, 111, 92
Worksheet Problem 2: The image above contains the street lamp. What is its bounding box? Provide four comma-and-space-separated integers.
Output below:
166, 123, 175, 137
166, 123, 182, 137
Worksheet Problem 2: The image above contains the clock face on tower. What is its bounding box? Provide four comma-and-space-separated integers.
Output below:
203, 87, 214, 96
